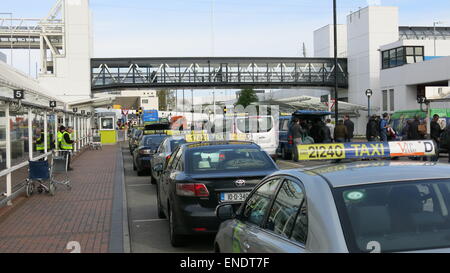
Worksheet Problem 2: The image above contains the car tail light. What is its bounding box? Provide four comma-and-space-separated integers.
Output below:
193, 228, 207, 231
176, 183, 210, 197
139, 149, 152, 155
288, 135, 293, 145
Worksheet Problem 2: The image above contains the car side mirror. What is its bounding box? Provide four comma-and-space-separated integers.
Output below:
216, 203, 237, 221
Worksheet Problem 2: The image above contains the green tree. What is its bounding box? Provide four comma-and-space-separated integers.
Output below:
235, 88, 258, 108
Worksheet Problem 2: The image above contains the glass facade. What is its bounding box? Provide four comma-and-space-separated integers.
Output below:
10, 108, 29, 166
32, 109, 44, 159
382, 46, 425, 69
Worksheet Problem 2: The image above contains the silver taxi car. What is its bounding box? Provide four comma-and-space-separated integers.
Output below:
214, 161, 450, 253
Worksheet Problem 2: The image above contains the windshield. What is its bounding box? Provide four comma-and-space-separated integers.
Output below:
142, 135, 166, 148
186, 146, 275, 173
236, 117, 273, 133
334, 179, 450, 253
170, 139, 187, 151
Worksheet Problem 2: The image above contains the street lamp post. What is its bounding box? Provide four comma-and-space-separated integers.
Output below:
365, 89, 373, 118
333, 0, 339, 124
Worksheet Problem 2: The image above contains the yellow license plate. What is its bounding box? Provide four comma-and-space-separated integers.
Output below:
298, 144, 346, 160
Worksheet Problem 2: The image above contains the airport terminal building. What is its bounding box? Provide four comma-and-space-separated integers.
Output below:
314, 6, 450, 135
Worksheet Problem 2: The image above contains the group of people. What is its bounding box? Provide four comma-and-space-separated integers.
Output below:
34, 125, 75, 170
366, 113, 397, 142
290, 115, 355, 162
366, 113, 450, 163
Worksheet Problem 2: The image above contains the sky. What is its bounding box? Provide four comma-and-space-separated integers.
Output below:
1, 0, 449, 80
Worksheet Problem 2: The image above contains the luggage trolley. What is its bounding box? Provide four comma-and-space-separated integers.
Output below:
51, 151, 72, 191
89, 129, 102, 150
25, 151, 72, 197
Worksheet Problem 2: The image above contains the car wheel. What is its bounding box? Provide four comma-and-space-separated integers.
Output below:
157, 186, 166, 219
169, 205, 185, 247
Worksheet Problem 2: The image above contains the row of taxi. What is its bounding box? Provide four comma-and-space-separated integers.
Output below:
129, 127, 450, 253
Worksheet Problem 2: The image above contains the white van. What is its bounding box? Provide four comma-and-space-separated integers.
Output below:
212, 115, 278, 159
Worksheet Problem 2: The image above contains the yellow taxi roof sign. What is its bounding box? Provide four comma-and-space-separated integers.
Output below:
296, 140, 436, 161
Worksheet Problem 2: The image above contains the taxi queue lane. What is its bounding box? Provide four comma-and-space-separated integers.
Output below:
122, 138, 449, 253
121, 142, 310, 253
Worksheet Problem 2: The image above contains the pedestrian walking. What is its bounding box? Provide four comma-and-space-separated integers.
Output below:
407, 116, 421, 141
310, 119, 324, 143
334, 120, 348, 143
366, 115, 379, 142
401, 120, 410, 140
431, 114, 444, 162
61, 126, 75, 171
321, 120, 332, 143
291, 118, 306, 162
380, 113, 390, 142
58, 125, 66, 150
344, 115, 354, 142
35, 128, 45, 154
326, 119, 335, 142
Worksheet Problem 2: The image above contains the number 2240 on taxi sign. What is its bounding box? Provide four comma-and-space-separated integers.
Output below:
298, 144, 346, 160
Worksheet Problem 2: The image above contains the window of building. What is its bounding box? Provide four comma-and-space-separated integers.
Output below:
382, 89, 395, 113
389, 89, 395, 112
382, 90, 388, 112
382, 46, 424, 69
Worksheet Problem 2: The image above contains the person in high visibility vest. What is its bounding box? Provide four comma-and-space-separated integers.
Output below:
57, 125, 66, 150
61, 127, 75, 171
35, 128, 45, 154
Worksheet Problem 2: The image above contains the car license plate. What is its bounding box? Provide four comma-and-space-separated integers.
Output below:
220, 192, 249, 202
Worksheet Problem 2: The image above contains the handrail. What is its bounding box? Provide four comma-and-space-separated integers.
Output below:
0, 152, 52, 178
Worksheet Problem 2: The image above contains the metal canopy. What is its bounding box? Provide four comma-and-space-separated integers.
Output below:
91, 57, 348, 91
400, 26, 450, 40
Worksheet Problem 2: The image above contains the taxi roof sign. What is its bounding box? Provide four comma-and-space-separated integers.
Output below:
296, 140, 436, 162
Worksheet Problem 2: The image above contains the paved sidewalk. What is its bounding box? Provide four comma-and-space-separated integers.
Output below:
0, 145, 125, 253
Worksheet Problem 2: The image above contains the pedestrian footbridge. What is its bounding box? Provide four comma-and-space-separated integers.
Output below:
91, 57, 348, 91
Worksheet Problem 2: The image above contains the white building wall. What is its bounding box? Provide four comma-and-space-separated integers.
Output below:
39, 0, 92, 102
140, 90, 158, 110
313, 24, 347, 58
380, 56, 450, 111
347, 6, 399, 135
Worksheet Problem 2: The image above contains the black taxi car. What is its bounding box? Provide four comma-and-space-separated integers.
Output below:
132, 130, 168, 177
156, 140, 279, 246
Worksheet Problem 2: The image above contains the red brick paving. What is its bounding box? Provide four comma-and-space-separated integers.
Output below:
0, 145, 119, 253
